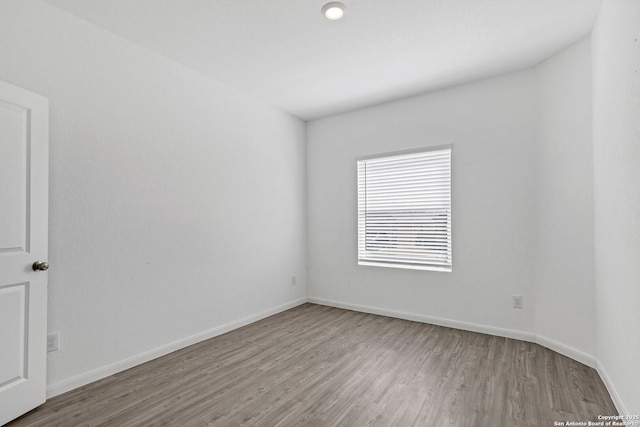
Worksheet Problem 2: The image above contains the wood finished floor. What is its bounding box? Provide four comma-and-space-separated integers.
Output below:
9, 303, 617, 427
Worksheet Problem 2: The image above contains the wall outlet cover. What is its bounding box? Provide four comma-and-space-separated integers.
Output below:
512, 295, 524, 309
47, 332, 60, 352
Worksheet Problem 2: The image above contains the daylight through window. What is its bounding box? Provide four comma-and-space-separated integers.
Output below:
357, 146, 452, 272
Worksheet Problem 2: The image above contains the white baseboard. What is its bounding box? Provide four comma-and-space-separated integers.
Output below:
308, 296, 536, 342
308, 297, 631, 413
535, 334, 597, 368
596, 360, 628, 415
46, 297, 307, 399
47, 296, 627, 416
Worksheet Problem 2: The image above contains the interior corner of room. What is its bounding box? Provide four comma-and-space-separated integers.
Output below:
0, 0, 638, 424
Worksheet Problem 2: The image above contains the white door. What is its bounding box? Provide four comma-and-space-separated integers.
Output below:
0, 80, 49, 425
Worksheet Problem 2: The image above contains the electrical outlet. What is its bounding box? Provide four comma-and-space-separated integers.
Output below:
291, 275, 297, 286
512, 295, 523, 309
47, 332, 60, 352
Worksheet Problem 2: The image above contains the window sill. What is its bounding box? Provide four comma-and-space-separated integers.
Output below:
358, 260, 452, 273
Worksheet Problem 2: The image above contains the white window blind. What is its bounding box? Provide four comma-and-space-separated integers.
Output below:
357, 146, 452, 272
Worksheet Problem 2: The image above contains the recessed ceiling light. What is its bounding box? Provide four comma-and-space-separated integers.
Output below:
322, 2, 346, 20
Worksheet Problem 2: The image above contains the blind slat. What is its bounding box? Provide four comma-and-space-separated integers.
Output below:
358, 147, 452, 271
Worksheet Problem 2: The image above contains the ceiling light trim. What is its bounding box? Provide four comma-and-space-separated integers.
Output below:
322, 2, 346, 20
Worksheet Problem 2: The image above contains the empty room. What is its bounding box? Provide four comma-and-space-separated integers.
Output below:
1, 0, 639, 426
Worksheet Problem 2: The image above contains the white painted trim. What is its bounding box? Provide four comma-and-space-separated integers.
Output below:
596, 360, 627, 415
46, 297, 307, 398
535, 334, 597, 368
308, 297, 536, 342
47, 296, 628, 415
309, 297, 634, 410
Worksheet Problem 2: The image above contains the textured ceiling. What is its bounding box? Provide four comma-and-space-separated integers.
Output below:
43, 0, 602, 120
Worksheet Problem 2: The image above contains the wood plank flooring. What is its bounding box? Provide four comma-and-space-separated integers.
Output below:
8, 303, 618, 426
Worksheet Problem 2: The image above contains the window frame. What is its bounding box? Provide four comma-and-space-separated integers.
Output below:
357, 145, 453, 272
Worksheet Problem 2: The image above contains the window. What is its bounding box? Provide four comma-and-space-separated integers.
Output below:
357, 146, 452, 272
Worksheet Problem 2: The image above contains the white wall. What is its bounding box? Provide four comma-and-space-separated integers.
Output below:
308, 39, 602, 363
307, 71, 538, 334
534, 39, 595, 357
308, 29, 639, 412
1, 0, 635, 415
0, 0, 307, 392
592, 0, 640, 414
